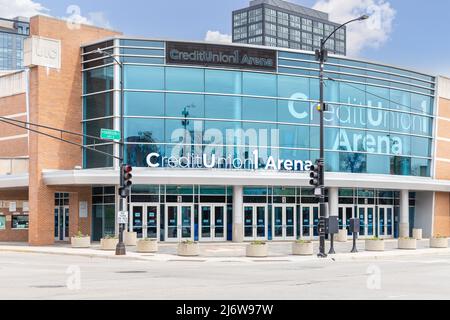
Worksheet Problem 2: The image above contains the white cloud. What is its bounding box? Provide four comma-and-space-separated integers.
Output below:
313, 0, 396, 56
62, 5, 113, 30
0, 0, 48, 18
204, 30, 232, 43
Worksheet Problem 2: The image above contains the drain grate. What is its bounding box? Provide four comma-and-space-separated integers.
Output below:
115, 270, 148, 274
30, 285, 66, 289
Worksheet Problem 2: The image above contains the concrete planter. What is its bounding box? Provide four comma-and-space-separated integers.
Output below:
124, 231, 137, 246
100, 238, 119, 251
71, 236, 90, 248
336, 229, 348, 242
137, 239, 158, 253
430, 237, 449, 248
292, 242, 313, 255
246, 243, 268, 257
412, 229, 423, 240
398, 238, 417, 250
177, 242, 200, 256
365, 239, 385, 252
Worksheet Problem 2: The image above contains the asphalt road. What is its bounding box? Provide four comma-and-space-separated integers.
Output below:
1, 251, 449, 300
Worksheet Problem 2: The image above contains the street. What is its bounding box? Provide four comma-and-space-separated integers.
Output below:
1, 251, 450, 300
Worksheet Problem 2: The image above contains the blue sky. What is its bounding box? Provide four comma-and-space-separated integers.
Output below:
3, 0, 450, 76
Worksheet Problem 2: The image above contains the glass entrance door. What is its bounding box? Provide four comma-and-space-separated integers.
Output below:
243, 205, 267, 241
272, 205, 296, 240
54, 206, 69, 241
199, 204, 226, 241
358, 206, 375, 238
131, 204, 160, 239
165, 204, 194, 242
300, 205, 319, 240
338, 206, 353, 236
377, 206, 394, 238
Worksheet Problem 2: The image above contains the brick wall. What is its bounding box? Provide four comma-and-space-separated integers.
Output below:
27, 15, 120, 245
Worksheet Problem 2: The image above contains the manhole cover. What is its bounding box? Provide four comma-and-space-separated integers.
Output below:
30, 285, 66, 289
115, 270, 148, 274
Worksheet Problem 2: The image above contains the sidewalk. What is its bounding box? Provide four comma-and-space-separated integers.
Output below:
1, 239, 449, 263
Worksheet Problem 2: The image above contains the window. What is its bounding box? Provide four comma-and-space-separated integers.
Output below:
248, 23, 262, 37
265, 8, 277, 23
265, 23, 277, 37
242, 97, 277, 121
302, 18, 312, 32
12, 215, 28, 229
248, 36, 263, 44
205, 95, 242, 120
0, 216, 5, 229
84, 117, 114, 145
290, 29, 301, 42
125, 92, 164, 117
124, 118, 165, 143
243, 72, 277, 97
83, 66, 114, 94
205, 70, 242, 94
166, 67, 204, 92
302, 32, 313, 45
313, 21, 324, 35
234, 26, 248, 40
166, 93, 205, 118
248, 8, 262, 23
277, 26, 289, 39
124, 65, 164, 90
264, 36, 277, 47
233, 11, 247, 27
313, 34, 323, 48
84, 92, 114, 120
277, 11, 289, 26
290, 15, 301, 29
277, 39, 289, 48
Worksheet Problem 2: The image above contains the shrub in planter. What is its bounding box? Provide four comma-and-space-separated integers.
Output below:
430, 234, 449, 248
177, 240, 199, 256
398, 237, 417, 250
71, 231, 91, 248
124, 231, 137, 246
365, 237, 385, 252
292, 240, 313, 255
100, 235, 119, 251
246, 240, 268, 257
137, 238, 158, 253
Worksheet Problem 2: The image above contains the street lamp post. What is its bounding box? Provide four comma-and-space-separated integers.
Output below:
315, 15, 369, 258
97, 48, 126, 256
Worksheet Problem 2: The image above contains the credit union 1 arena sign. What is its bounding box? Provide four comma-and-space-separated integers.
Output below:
166, 41, 277, 71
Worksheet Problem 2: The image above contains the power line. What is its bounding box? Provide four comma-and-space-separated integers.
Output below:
0, 117, 121, 161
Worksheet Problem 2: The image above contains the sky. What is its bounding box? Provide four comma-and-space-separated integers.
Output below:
1, 0, 449, 76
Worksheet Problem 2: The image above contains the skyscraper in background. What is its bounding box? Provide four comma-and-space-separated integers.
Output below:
232, 0, 346, 55
0, 17, 30, 71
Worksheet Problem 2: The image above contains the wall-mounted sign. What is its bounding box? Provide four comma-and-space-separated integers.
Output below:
24, 36, 61, 69
9, 202, 16, 212
166, 41, 277, 71
79, 201, 88, 218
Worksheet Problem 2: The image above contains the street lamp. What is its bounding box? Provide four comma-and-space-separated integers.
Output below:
97, 48, 127, 256
315, 14, 369, 258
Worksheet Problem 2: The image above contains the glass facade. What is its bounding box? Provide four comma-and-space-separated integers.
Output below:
82, 39, 435, 177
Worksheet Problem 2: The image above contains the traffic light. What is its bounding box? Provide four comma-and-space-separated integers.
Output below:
119, 164, 133, 198
309, 162, 321, 187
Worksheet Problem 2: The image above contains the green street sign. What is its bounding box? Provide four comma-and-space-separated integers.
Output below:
100, 129, 121, 141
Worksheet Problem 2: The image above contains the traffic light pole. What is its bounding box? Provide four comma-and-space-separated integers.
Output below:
116, 55, 126, 256
316, 39, 327, 258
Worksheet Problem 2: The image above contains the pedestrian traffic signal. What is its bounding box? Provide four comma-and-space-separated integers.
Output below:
119, 164, 133, 198
309, 163, 321, 187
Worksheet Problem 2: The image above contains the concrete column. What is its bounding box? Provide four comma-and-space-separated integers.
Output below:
232, 185, 244, 243
400, 190, 410, 238
328, 187, 339, 218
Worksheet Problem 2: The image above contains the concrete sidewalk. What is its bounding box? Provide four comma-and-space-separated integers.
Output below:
1, 239, 449, 263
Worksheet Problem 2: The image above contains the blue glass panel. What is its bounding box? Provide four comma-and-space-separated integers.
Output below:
84, 118, 114, 145
205, 69, 242, 94
309, 78, 320, 101
324, 80, 340, 102
122, 57, 164, 64
242, 97, 277, 121
390, 89, 411, 112
120, 40, 165, 48
83, 66, 114, 94
120, 48, 164, 55
165, 119, 202, 144
411, 158, 430, 177
340, 82, 365, 105
411, 93, 432, 115
411, 137, 431, 157
124, 65, 164, 90
125, 144, 164, 167
411, 115, 432, 136
242, 72, 277, 97
166, 93, 204, 118
391, 156, 411, 176
204, 121, 242, 146
205, 95, 241, 120
277, 100, 310, 124
366, 85, 390, 109
166, 67, 204, 92
389, 111, 411, 135
339, 152, 366, 173
84, 144, 114, 169
125, 92, 164, 116
366, 154, 390, 174
242, 122, 277, 148
278, 124, 309, 148
277, 75, 309, 99
124, 118, 165, 143
84, 92, 113, 120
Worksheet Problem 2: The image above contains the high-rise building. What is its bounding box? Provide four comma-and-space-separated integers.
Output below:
0, 17, 30, 70
232, 0, 346, 55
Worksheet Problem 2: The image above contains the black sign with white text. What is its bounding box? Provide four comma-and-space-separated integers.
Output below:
166, 41, 277, 71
